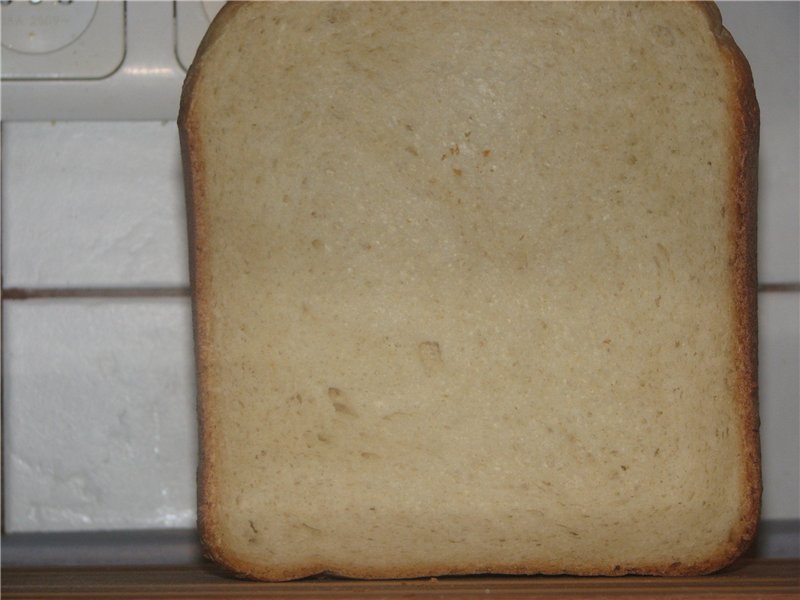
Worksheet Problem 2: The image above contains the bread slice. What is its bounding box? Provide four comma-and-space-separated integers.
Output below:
179, 1, 759, 581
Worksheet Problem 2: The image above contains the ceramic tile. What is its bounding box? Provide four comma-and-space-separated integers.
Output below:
719, 2, 800, 283
3, 298, 197, 532
758, 291, 800, 521
1, 122, 189, 288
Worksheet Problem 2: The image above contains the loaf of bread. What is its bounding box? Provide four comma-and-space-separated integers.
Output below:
179, 1, 759, 581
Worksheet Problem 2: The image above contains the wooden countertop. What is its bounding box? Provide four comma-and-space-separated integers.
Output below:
3, 558, 798, 599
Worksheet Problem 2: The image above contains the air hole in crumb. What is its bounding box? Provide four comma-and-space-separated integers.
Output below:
652, 25, 675, 47
382, 411, 412, 420
418, 341, 444, 375
328, 387, 358, 417
301, 523, 322, 535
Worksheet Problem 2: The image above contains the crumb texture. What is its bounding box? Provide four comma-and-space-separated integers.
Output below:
182, 1, 757, 580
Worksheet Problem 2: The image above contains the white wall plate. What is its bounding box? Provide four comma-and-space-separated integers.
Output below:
175, 0, 224, 71
1, 0, 125, 80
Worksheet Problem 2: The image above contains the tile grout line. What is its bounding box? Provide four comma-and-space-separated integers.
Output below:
0, 284, 798, 301
1, 287, 191, 300
1, 121, 5, 535
758, 283, 800, 293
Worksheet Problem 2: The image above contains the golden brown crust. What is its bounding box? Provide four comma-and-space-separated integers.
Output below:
205, 555, 744, 582
691, 0, 761, 576
181, 1, 761, 582
178, 0, 254, 576
179, 70, 220, 572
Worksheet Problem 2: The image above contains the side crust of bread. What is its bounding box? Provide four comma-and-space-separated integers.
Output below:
698, 0, 761, 570
179, 1, 760, 581
706, 0, 762, 568
179, 2, 247, 574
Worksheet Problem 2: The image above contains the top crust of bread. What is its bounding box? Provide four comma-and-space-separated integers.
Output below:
179, 1, 759, 581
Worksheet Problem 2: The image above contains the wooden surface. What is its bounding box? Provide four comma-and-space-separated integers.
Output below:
3, 559, 798, 599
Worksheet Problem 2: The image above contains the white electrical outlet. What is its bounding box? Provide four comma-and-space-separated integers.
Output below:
0, 1, 225, 120
175, 0, 224, 71
1, 1, 183, 120
1, 0, 125, 80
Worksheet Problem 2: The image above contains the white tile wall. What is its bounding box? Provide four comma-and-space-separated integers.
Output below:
3, 298, 197, 532
0, 2, 797, 535
720, 1, 800, 284
2, 122, 188, 288
759, 292, 800, 521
